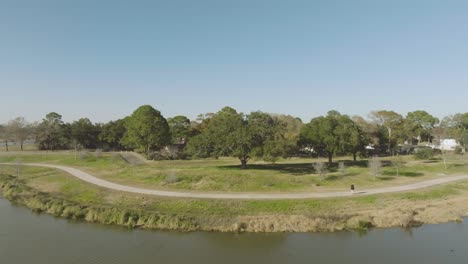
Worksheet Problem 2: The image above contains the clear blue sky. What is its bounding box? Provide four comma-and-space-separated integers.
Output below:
1, 0, 468, 124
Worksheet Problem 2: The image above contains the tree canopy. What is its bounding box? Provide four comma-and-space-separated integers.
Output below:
300, 111, 367, 164
122, 105, 171, 157
98, 119, 126, 150
167, 115, 191, 144
186, 107, 287, 168
370, 110, 404, 152
36, 112, 68, 150
70, 118, 100, 149
5, 105, 468, 164
406, 110, 439, 143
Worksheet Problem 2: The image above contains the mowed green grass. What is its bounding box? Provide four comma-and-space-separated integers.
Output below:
1, 164, 468, 217
1, 151, 468, 192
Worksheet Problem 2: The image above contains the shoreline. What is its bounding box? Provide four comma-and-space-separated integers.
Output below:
1, 174, 467, 233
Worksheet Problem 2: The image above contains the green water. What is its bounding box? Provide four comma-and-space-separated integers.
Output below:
1, 198, 467, 263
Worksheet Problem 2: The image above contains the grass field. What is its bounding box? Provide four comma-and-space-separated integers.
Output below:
0, 164, 466, 215
1, 151, 468, 232
1, 151, 467, 193
1, 164, 468, 231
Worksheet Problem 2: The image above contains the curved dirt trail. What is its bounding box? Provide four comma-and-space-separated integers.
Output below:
2, 163, 468, 200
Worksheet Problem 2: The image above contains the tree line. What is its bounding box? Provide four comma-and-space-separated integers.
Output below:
1, 105, 467, 168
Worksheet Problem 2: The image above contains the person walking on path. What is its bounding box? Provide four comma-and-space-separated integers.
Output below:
350, 184, 355, 194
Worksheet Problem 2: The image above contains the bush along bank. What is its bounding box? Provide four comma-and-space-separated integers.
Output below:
1, 174, 463, 233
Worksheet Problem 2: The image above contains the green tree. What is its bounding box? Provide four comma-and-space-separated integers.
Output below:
187, 113, 214, 139
70, 118, 100, 150
262, 138, 291, 163
7, 117, 33, 151
186, 107, 284, 168
35, 112, 68, 150
190, 107, 250, 167
300, 111, 361, 164
167, 115, 191, 144
99, 119, 126, 150
370, 110, 403, 152
184, 132, 213, 158
272, 114, 303, 155
340, 117, 368, 161
122, 105, 171, 157
452, 113, 468, 150
272, 115, 303, 141
406, 110, 439, 143
352, 115, 382, 148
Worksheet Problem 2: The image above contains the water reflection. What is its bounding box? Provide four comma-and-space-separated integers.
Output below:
1, 198, 467, 264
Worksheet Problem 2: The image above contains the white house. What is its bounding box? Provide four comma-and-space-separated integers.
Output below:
438, 139, 460, 151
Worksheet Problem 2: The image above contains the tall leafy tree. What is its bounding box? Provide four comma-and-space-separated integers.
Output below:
300, 111, 366, 164
183, 132, 213, 158
70, 118, 100, 149
272, 114, 303, 155
122, 105, 171, 157
406, 110, 439, 143
300, 111, 340, 164
188, 107, 247, 165
35, 112, 68, 150
187, 113, 214, 139
262, 138, 292, 163
167, 115, 191, 144
370, 110, 403, 152
99, 119, 127, 150
352, 115, 382, 148
186, 107, 284, 168
338, 116, 368, 161
272, 115, 303, 141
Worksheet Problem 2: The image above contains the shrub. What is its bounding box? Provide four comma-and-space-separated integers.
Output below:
414, 147, 434, 160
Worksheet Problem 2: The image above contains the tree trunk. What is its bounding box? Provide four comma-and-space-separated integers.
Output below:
353, 153, 357, 161
240, 159, 248, 169
387, 127, 392, 153
328, 153, 333, 165
20, 140, 24, 151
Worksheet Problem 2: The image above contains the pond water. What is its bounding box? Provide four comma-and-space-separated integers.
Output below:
1, 198, 467, 264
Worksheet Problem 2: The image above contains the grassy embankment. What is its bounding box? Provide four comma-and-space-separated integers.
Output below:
1, 151, 468, 232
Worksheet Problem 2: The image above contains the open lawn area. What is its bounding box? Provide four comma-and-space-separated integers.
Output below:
0, 163, 467, 216
1, 151, 468, 193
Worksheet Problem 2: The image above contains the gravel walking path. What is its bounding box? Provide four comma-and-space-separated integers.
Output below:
2, 163, 467, 200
